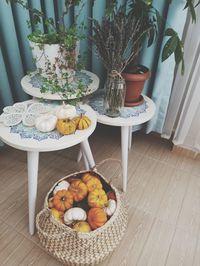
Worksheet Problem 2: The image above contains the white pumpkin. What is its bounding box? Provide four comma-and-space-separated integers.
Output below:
104, 199, 117, 216
53, 180, 70, 195
64, 207, 87, 225
35, 114, 57, 132
56, 104, 76, 119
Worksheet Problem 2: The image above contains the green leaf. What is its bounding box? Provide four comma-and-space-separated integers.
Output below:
164, 28, 176, 37
184, 0, 196, 23
155, 9, 162, 30
147, 27, 155, 47
162, 36, 178, 62
174, 44, 182, 65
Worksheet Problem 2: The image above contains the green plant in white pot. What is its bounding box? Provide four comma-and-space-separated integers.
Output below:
7, 0, 85, 98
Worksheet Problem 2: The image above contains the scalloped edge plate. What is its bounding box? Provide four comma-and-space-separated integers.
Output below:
27, 103, 50, 114
3, 113, 22, 127
13, 102, 27, 113
22, 113, 38, 127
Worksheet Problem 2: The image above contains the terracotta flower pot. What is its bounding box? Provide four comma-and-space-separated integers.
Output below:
122, 65, 151, 107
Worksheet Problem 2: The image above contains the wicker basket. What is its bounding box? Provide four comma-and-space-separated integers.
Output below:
36, 166, 128, 266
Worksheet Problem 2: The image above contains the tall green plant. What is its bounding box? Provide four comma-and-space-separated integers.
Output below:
105, 0, 200, 74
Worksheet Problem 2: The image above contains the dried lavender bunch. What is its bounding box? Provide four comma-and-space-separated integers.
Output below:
92, 5, 147, 74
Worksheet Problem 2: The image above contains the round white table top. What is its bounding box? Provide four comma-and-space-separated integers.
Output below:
0, 104, 97, 152
21, 70, 99, 100
94, 95, 156, 127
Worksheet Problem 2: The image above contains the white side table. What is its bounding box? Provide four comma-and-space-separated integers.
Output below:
0, 103, 97, 235
21, 70, 99, 100
88, 94, 156, 192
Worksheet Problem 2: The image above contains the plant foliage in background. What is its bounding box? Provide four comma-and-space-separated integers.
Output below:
104, 0, 200, 74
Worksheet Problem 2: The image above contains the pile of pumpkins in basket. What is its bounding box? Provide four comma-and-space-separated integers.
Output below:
48, 171, 117, 232
35, 104, 91, 135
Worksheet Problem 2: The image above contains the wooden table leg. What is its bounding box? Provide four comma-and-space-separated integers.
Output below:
27, 151, 39, 235
121, 126, 129, 192
80, 139, 95, 169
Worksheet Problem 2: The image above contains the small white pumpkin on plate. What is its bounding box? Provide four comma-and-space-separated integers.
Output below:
104, 199, 117, 216
64, 207, 87, 225
53, 180, 70, 195
35, 114, 57, 132
56, 104, 76, 119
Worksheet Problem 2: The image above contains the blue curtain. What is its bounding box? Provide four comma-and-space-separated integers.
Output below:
0, 0, 187, 134
140, 0, 187, 133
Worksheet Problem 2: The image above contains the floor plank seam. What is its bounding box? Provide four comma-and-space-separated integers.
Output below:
163, 176, 191, 266
134, 168, 173, 265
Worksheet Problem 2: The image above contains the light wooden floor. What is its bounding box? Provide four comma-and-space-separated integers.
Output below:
1, 125, 200, 266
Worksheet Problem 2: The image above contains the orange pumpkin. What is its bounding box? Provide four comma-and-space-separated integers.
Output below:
87, 208, 107, 230
85, 177, 102, 192
88, 189, 108, 208
69, 180, 88, 202
53, 190, 73, 211
82, 173, 97, 183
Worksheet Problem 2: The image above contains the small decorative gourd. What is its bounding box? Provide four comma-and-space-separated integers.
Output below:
53, 180, 70, 195
53, 190, 73, 211
51, 208, 64, 223
87, 207, 107, 230
64, 207, 87, 225
56, 104, 76, 119
104, 199, 117, 216
73, 221, 91, 233
82, 173, 97, 183
85, 177, 102, 192
107, 191, 116, 200
74, 115, 91, 130
56, 119, 76, 135
88, 188, 108, 208
35, 114, 57, 132
69, 180, 88, 202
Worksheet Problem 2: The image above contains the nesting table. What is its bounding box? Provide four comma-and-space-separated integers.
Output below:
0, 102, 97, 235
88, 93, 156, 192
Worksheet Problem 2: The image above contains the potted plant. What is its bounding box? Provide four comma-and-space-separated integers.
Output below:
7, 0, 86, 99
122, 0, 199, 106
92, 5, 147, 117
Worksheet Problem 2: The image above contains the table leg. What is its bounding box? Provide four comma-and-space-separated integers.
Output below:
82, 150, 90, 170
27, 151, 39, 235
128, 126, 132, 150
121, 126, 129, 192
77, 148, 89, 170
77, 149, 82, 162
80, 139, 95, 168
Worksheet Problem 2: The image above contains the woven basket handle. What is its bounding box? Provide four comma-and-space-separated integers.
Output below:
91, 158, 122, 191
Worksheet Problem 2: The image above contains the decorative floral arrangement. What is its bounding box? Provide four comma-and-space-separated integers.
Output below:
48, 171, 117, 232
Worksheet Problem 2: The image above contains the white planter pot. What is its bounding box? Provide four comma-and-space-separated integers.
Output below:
29, 40, 79, 84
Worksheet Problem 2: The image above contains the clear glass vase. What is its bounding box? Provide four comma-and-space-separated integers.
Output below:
104, 75, 126, 117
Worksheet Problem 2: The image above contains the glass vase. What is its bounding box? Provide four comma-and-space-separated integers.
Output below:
104, 75, 126, 117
